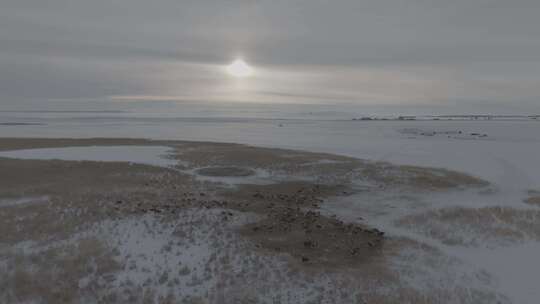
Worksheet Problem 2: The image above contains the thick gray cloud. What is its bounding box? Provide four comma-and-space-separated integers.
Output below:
1, 0, 539, 113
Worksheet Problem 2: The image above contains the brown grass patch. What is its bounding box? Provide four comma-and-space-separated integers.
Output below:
0, 237, 121, 303
240, 207, 384, 268
397, 206, 540, 247
524, 190, 540, 206
361, 163, 488, 190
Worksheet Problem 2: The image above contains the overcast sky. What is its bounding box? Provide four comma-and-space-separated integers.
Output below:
1, 0, 539, 113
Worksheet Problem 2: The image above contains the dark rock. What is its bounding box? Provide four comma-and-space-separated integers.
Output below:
253, 193, 264, 199
303, 240, 316, 248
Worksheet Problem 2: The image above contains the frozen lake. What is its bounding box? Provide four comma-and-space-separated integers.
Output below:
0, 145, 175, 167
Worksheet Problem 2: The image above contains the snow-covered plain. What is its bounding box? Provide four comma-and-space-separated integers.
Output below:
2, 116, 539, 187
1, 112, 540, 303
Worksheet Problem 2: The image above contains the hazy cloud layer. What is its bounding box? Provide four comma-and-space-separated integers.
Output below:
1, 0, 539, 113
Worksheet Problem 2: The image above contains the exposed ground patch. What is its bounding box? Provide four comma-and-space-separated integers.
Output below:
0, 138, 501, 303
195, 166, 255, 177
524, 190, 540, 207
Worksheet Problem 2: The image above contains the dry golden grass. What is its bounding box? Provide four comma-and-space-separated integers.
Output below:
1, 237, 121, 303
0, 138, 504, 303
397, 206, 540, 247
361, 163, 488, 190
524, 190, 540, 206
525, 196, 540, 206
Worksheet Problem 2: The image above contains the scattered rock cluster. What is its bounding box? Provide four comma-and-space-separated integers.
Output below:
109, 183, 385, 268
242, 201, 385, 266
252, 191, 323, 208
110, 193, 233, 216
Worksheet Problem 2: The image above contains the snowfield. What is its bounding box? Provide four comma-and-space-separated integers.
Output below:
1, 114, 539, 303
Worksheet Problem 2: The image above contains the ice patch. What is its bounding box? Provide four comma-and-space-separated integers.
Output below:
0, 196, 49, 207
0, 145, 177, 168
185, 167, 274, 186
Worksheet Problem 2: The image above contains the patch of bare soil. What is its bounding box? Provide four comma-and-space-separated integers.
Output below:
361, 163, 489, 190
222, 181, 351, 205
219, 181, 383, 266
195, 166, 255, 177
524, 190, 540, 206
525, 196, 540, 206
240, 207, 384, 267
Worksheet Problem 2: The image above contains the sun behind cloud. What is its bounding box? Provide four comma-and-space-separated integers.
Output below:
226, 59, 253, 78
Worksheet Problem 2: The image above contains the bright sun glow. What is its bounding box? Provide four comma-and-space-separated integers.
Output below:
226, 59, 253, 78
